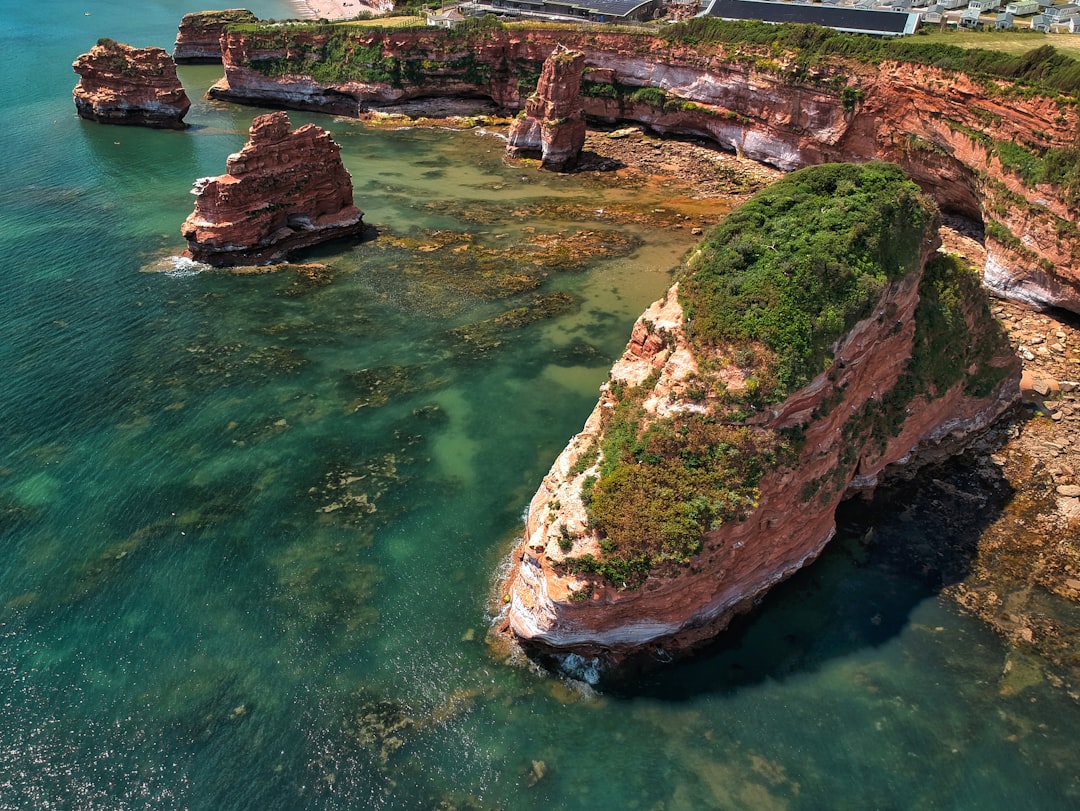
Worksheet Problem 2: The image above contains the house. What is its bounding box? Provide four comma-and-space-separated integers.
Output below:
959, 5, 983, 23
968, 0, 998, 10
468, 0, 663, 22
1004, 0, 1040, 13
996, 9, 1015, 24
938, 0, 969, 10
1031, 10, 1050, 27
1044, 2, 1079, 18
702, 0, 919, 35
427, 6, 467, 26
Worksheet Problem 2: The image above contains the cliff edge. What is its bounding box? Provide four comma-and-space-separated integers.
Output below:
499, 163, 1020, 672
181, 111, 365, 266
174, 9, 258, 64
207, 23, 1080, 315
72, 39, 190, 129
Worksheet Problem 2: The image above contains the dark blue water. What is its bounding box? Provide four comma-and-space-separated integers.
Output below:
2, 2, 1078, 808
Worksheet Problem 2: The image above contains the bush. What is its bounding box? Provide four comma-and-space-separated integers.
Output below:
679, 163, 932, 400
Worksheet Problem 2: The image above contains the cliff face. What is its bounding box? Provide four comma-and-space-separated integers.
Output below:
72, 40, 190, 129
210, 26, 1080, 315
181, 111, 365, 266
500, 164, 1020, 668
174, 9, 258, 64
507, 46, 586, 171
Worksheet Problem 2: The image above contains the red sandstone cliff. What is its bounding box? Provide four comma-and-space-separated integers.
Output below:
208, 26, 1080, 315
507, 45, 586, 171
500, 206, 1019, 667
72, 40, 190, 129
181, 111, 365, 266
174, 9, 258, 64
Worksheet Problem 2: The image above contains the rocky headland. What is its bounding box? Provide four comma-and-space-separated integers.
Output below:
72, 39, 190, 129
207, 21, 1080, 316
497, 163, 1020, 668
506, 45, 587, 171
181, 111, 365, 266
173, 8, 258, 63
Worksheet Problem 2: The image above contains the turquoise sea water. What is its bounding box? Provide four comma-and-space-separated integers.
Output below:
2, 2, 1080, 808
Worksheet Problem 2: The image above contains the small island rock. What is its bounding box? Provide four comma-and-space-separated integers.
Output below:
72, 39, 190, 129
507, 45, 587, 171
174, 9, 258, 64
181, 111, 365, 266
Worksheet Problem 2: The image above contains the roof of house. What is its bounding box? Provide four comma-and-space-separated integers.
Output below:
485, 0, 656, 14
702, 0, 919, 35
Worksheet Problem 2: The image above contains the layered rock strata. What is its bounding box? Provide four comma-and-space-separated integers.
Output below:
72, 39, 190, 128
506, 46, 586, 171
181, 111, 364, 266
208, 25, 1080, 315
174, 9, 258, 63
499, 164, 1020, 669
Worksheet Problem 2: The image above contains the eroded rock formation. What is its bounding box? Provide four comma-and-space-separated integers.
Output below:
498, 164, 1020, 671
207, 25, 1080, 315
181, 111, 365, 266
72, 39, 190, 128
507, 46, 586, 171
174, 9, 258, 63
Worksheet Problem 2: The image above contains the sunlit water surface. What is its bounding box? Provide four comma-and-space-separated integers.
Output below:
1, 2, 1078, 808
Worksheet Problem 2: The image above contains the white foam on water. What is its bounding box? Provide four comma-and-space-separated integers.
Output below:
160, 256, 210, 277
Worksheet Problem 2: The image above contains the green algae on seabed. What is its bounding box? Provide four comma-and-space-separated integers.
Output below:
449, 293, 578, 356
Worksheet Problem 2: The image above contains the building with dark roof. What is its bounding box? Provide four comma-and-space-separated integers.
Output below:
702, 0, 919, 36
465, 0, 663, 22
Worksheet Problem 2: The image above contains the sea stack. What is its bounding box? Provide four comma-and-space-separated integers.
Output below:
181, 111, 365, 266
499, 163, 1020, 675
507, 45, 587, 171
72, 39, 190, 129
174, 9, 258, 63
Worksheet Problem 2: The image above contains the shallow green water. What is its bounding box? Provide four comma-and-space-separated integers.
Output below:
2, 2, 1079, 808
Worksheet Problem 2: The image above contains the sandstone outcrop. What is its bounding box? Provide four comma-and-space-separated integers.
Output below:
498, 164, 1020, 671
174, 9, 258, 63
207, 24, 1080, 315
506, 46, 586, 171
181, 111, 365, 266
72, 39, 190, 128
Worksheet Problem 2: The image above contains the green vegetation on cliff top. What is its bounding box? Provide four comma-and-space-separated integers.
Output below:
680, 162, 930, 401
232, 15, 1080, 97
563, 163, 1009, 590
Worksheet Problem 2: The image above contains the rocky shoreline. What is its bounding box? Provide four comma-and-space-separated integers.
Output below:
436, 115, 1080, 692
948, 295, 1080, 699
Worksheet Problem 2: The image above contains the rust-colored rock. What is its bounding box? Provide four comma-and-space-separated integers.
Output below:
209, 26, 1080, 315
181, 111, 365, 266
174, 9, 258, 64
507, 45, 586, 171
499, 169, 1020, 674
72, 39, 190, 129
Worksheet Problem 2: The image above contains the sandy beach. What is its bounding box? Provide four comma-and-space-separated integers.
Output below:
293, 0, 392, 19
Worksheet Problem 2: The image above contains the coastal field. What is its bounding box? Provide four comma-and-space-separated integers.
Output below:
916, 28, 1080, 61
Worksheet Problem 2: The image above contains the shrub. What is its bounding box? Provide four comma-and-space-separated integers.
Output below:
679, 163, 932, 401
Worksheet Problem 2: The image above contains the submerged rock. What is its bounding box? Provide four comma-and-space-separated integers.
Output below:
181, 111, 365, 266
72, 39, 190, 129
507, 45, 587, 171
499, 163, 1021, 671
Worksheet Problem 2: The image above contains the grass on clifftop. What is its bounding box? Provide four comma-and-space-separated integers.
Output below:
560, 164, 936, 590
679, 162, 932, 403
